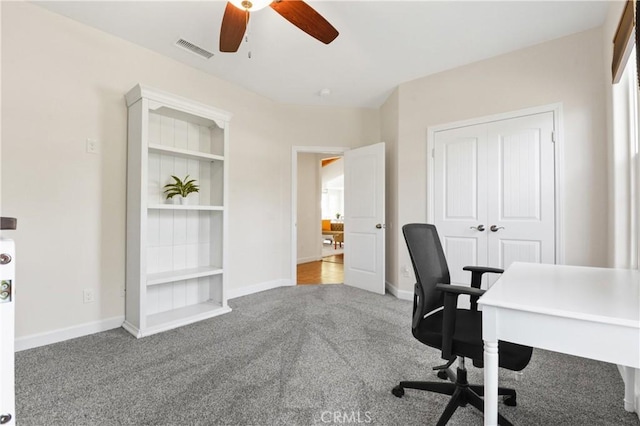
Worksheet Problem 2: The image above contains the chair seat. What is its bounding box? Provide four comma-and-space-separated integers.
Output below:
413, 309, 532, 372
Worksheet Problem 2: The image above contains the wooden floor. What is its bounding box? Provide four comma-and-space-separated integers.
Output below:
297, 255, 344, 285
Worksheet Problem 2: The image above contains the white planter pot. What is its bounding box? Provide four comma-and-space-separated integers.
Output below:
170, 196, 187, 205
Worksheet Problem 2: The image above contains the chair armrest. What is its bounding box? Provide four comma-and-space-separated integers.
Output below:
463, 266, 504, 275
435, 284, 486, 359
462, 266, 504, 310
435, 283, 485, 298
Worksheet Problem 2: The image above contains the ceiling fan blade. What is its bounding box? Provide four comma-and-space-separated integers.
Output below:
220, 2, 249, 52
270, 0, 339, 45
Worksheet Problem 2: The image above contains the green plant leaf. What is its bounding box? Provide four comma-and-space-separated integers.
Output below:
162, 175, 199, 198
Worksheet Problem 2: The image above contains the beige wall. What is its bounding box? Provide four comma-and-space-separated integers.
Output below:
380, 89, 400, 293
391, 27, 608, 292
1, 2, 379, 338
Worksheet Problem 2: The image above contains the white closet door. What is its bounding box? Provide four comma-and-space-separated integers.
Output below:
487, 112, 556, 270
434, 125, 489, 285
434, 111, 556, 287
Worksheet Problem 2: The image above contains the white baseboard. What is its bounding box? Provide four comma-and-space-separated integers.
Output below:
15, 315, 124, 352
227, 279, 294, 300
386, 281, 413, 301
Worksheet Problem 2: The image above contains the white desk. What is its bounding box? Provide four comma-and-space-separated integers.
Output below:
478, 262, 640, 426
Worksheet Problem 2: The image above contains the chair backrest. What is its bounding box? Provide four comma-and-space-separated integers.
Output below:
402, 224, 450, 320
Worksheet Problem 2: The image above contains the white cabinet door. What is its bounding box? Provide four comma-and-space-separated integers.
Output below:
344, 143, 385, 295
0, 239, 15, 426
434, 111, 555, 286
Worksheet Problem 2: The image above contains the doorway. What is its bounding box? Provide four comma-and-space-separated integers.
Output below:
296, 152, 344, 285
291, 144, 386, 294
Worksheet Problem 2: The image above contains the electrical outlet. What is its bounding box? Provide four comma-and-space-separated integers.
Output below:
86, 138, 100, 154
83, 289, 95, 303
401, 265, 410, 277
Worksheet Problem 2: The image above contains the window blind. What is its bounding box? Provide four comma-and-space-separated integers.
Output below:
613, 0, 635, 84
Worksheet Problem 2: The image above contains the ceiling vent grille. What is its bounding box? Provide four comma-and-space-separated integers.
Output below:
175, 38, 214, 59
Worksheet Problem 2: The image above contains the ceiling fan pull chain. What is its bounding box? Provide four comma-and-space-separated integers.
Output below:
244, 8, 252, 59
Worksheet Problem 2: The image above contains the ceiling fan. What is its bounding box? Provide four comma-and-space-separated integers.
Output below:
219, 0, 339, 53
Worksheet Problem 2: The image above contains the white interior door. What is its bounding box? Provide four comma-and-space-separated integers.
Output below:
433, 125, 489, 285
344, 143, 385, 294
487, 112, 556, 268
0, 238, 15, 426
434, 111, 556, 287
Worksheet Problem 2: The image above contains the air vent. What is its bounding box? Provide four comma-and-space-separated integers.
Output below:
175, 38, 214, 59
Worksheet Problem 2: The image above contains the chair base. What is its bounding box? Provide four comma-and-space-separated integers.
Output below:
392, 367, 516, 426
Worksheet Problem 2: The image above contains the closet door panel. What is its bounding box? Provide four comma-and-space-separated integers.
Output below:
487, 112, 555, 271
434, 124, 489, 285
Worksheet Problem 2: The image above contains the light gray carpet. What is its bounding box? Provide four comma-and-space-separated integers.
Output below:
15, 285, 640, 425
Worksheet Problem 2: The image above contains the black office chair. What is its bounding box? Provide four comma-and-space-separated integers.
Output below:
392, 224, 532, 426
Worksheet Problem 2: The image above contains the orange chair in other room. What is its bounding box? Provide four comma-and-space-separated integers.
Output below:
331, 222, 344, 249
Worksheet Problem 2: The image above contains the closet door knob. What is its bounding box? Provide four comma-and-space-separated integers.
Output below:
470, 225, 485, 232
490, 225, 505, 232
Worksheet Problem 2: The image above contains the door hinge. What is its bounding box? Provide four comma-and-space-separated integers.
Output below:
551, 131, 556, 143
431, 148, 435, 158
0, 280, 12, 303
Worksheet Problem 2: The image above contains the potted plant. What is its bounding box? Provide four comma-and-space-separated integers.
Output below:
163, 175, 199, 205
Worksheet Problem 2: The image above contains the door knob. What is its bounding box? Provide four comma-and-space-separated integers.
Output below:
0, 414, 12, 425
375, 223, 385, 229
470, 225, 485, 232
490, 225, 505, 232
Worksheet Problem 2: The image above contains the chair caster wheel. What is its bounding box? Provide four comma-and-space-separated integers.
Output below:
437, 370, 448, 380
503, 395, 517, 406
392, 386, 405, 398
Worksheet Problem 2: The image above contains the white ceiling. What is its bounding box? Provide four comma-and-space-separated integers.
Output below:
33, 1, 609, 108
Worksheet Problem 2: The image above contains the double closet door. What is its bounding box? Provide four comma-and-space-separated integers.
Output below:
434, 111, 556, 287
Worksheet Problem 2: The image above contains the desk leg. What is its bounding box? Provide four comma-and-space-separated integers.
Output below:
623, 366, 636, 412
484, 340, 499, 426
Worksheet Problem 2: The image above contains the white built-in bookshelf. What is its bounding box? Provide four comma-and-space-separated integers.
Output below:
124, 84, 232, 338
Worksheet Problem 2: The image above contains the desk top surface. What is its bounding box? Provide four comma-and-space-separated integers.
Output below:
478, 262, 640, 328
